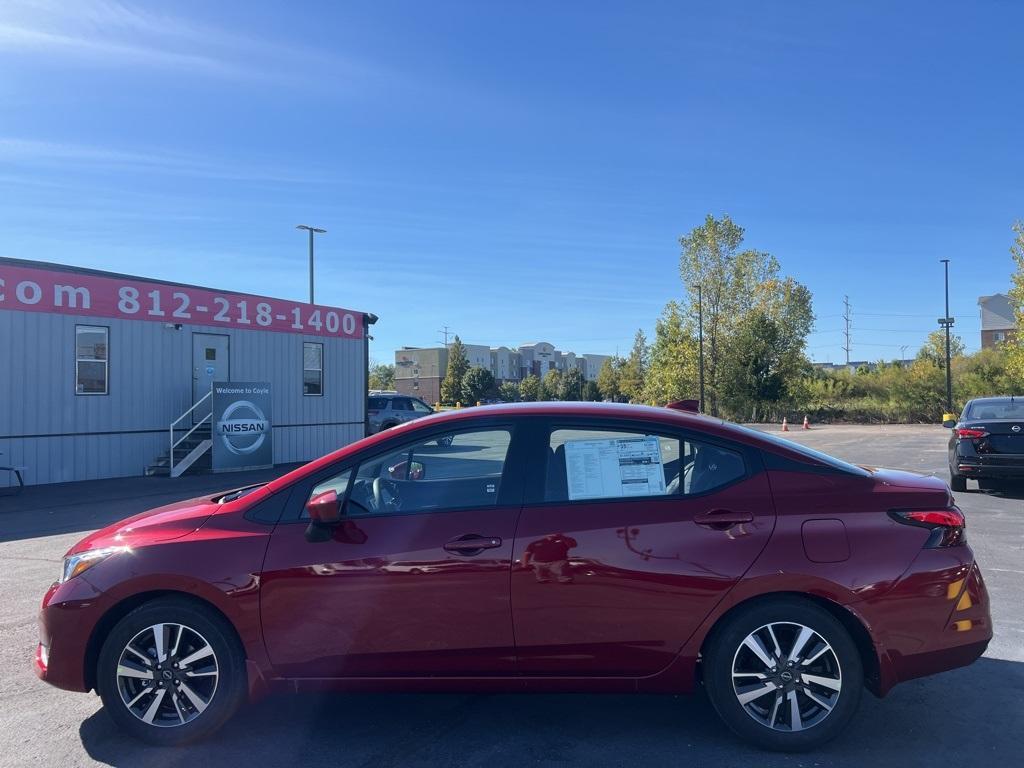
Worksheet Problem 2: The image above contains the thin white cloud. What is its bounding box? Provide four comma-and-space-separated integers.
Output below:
0, 0, 390, 86
0, 137, 336, 184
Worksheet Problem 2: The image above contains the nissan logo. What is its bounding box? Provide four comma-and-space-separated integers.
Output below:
1013, 425, 1021, 433
216, 400, 270, 455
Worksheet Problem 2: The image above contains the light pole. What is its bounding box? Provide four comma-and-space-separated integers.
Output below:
296, 225, 326, 304
938, 259, 954, 413
697, 284, 705, 413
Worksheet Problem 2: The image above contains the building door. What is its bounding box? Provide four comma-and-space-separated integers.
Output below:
192, 333, 229, 423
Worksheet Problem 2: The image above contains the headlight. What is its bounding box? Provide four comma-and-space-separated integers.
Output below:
60, 546, 128, 584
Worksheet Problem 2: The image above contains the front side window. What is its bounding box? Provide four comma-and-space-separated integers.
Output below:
544, 427, 745, 502
303, 342, 323, 396
345, 429, 512, 517
411, 399, 433, 413
75, 325, 108, 395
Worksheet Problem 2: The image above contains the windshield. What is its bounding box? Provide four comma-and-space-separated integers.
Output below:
731, 424, 870, 477
965, 400, 1024, 420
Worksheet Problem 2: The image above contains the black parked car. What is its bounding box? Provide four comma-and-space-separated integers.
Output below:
945, 396, 1024, 491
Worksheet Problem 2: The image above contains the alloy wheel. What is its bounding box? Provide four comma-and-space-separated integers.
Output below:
114, 622, 220, 727
731, 621, 842, 732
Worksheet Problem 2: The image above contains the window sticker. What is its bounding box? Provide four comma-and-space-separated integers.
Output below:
564, 436, 666, 501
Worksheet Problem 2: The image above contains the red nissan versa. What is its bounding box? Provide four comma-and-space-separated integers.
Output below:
36, 403, 991, 751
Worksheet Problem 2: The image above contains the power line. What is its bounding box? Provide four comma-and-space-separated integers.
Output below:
437, 325, 452, 348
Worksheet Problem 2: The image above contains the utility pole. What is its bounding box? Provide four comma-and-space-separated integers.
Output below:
295, 225, 326, 304
437, 326, 451, 348
697, 285, 705, 413
842, 296, 852, 365
939, 259, 954, 413
900, 344, 908, 363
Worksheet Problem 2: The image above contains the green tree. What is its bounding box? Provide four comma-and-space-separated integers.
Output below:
498, 380, 520, 402
519, 374, 542, 402
718, 311, 787, 421
560, 367, 585, 401
618, 329, 649, 402
461, 367, 495, 404
644, 301, 698, 405
596, 357, 622, 401
1008, 220, 1024, 380
439, 336, 469, 405
917, 329, 966, 366
367, 362, 395, 391
679, 214, 790, 415
541, 369, 562, 401
582, 380, 602, 401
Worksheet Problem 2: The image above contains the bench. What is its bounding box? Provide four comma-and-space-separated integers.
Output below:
0, 453, 26, 494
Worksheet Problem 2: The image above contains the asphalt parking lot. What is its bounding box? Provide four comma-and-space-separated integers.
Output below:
0, 424, 1021, 768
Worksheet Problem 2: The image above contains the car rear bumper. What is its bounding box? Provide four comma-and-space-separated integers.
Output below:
864, 548, 992, 696
954, 460, 1024, 480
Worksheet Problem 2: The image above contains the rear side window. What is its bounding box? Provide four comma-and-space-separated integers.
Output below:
368, 397, 388, 410
544, 428, 745, 502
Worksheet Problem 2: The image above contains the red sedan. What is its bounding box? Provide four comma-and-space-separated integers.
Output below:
36, 403, 991, 751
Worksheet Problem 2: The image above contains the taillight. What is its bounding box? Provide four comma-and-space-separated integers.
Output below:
889, 508, 966, 547
956, 428, 988, 439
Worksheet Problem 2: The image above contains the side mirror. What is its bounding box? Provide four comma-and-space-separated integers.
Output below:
387, 460, 426, 481
306, 489, 342, 524
942, 418, 957, 429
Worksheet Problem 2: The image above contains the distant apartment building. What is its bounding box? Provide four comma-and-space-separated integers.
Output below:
490, 346, 521, 382
394, 340, 611, 400
581, 353, 611, 381
978, 293, 1017, 348
393, 346, 447, 405
518, 342, 558, 378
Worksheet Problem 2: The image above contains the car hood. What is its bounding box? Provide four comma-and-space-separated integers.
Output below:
66, 493, 221, 556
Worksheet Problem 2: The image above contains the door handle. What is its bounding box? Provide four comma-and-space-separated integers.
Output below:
444, 534, 503, 554
693, 509, 754, 530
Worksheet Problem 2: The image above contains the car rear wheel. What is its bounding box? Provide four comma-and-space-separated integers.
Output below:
703, 598, 863, 752
96, 597, 246, 746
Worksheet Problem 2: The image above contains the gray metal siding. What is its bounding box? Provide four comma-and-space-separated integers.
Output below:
0, 308, 365, 486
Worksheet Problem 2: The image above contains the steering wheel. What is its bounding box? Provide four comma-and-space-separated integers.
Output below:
372, 476, 401, 511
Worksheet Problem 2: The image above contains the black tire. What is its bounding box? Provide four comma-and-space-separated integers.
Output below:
96, 597, 246, 746
702, 598, 863, 752
949, 469, 967, 492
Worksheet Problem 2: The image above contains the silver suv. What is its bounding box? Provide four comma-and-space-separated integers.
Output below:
368, 393, 435, 434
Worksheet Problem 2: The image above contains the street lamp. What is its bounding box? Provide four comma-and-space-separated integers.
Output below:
938, 259, 954, 413
697, 284, 705, 413
296, 225, 326, 304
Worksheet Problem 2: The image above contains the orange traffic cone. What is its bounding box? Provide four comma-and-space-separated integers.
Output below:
781, 417, 789, 432
802, 415, 810, 430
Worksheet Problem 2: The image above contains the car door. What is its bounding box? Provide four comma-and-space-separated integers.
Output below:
260, 422, 525, 678
510, 418, 775, 676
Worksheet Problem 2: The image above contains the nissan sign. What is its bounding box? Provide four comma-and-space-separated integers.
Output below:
212, 382, 273, 471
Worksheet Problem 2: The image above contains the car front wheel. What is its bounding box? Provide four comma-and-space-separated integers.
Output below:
96, 597, 246, 745
702, 598, 863, 752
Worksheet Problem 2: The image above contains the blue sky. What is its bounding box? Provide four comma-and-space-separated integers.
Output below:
1, 0, 1021, 365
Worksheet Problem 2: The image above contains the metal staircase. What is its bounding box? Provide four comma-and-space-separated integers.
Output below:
145, 392, 214, 477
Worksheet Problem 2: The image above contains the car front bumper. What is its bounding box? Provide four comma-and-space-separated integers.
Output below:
35, 578, 110, 693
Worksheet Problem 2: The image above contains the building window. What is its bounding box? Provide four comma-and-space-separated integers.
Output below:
994, 331, 1006, 343
75, 325, 109, 395
303, 342, 323, 396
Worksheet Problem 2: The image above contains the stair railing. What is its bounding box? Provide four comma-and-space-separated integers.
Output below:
170, 391, 213, 477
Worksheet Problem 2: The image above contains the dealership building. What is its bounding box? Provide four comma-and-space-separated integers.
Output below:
0, 257, 373, 487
